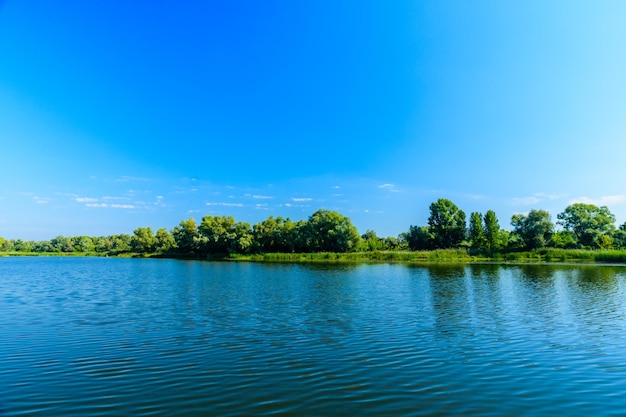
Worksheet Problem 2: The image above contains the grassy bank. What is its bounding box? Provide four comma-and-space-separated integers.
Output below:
4, 249, 626, 264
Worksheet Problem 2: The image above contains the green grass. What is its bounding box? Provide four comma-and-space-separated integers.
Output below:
5, 249, 626, 264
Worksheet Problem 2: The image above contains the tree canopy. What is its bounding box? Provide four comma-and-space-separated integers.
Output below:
428, 198, 466, 249
557, 203, 616, 248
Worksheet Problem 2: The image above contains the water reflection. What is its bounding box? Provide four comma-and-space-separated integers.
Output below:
4, 258, 626, 416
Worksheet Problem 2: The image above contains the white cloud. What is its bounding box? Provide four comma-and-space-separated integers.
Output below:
284, 203, 292, 207
111, 204, 135, 209
76, 197, 98, 203
570, 195, 626, 206
114, 176, 150, 183
253, 195, 273, 199
512, 192, 564, 206
206, 202, 244, 207
378, 183, 399, 192
102, 196, 129, 201
86, 203, 108, 208
291, 197, 313, 202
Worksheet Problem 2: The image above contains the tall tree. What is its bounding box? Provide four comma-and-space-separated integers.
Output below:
172, 217, 198, 253
198, 216, 252, 254
131, 227, 156, 253
557, 203, 616, 248
511, 210, 553, 250
428, 199, 466, 249
302, 209, 361, 252
155, 228, 176, 252
469, 212, 485, 250
483, 210, 500, 251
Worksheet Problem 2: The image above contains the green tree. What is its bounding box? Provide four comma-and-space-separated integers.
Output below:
252, 216, 295, 253
50, 235, 73, 252
72, 236, 95, 253
94, 236, 114, 253
155, 228, 176, 252
111, 234, 132, 253
172, 217, 198, 253
0, 237, 13, 251
483, 210, 501, 251
551, 230, 577, 249
302, 209, 361, 252
557, 203, 616, 248
131, 227, 156, 253
468, 212, 485, 250
428, 199, 466, 249
198, 216, 253, 254
405, 225, 434, 250
511, 210, 554, 250
611, 224, 626, 249
361, 229, 383, 251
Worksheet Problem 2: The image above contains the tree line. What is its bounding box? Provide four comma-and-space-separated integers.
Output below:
2, 199, 626, 256
405, 198, 626, 251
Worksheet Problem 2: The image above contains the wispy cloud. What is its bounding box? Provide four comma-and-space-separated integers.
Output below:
252, 195, 273, 199
378, 183, 399, 192
291, 197, 313, 202
569, 195, 626, 206
102, 196, 130, 201
114, 176, 151, 183
206, 202, 244, 207
23, 193, 50, 204
512, 192, 563, 206
86, 203, 136, 209
76, 197, 98, 203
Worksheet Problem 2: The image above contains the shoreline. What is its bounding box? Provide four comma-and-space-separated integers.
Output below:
3, 249, 626, 265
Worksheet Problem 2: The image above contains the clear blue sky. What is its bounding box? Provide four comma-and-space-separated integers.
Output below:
2, 1, 626, 240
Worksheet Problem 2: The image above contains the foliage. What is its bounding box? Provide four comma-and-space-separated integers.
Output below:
511, 209, 554, 250
469, 212, 485, 250
406, 225, 434, 251
131, 227, 156, 253
427, 199, 466, 249
483, 210, 501, 251
172, 217, 198, 253
198, 215, 253, 255
557, 203, 616, 248
302, 209, 361, 252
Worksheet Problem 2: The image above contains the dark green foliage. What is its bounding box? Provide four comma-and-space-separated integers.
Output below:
172, 217, 198, 253
406, 225, 434, 250
483, 210, 501, 251
427, 199, 466, 249
155, 228, 176, 252
197, 215, 253, 255
469, 212, 485, 250
511, 210, 554, 250
557, 203, 616, 248
301, 209, 361, 252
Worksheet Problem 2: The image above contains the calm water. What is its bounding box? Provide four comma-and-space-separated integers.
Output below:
2, 258, 626, 416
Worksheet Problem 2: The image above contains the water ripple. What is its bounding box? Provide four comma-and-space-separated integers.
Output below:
3, 259, 626, 415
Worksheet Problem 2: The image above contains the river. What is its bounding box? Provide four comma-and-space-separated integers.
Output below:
2, 257, 626, 415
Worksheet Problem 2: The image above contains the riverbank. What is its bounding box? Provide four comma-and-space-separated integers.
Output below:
4, 248, 626, 264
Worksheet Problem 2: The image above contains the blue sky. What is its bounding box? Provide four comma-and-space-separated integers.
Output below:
2, 1, 626, 240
